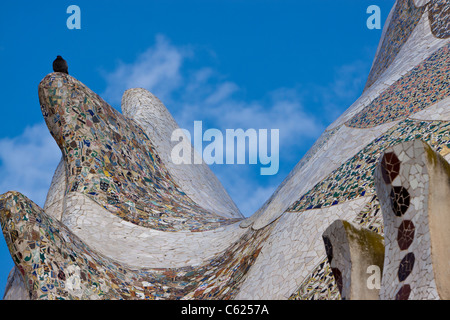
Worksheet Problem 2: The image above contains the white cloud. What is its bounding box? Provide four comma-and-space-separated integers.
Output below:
0, 123, 61, 208
102, 34, 190, 106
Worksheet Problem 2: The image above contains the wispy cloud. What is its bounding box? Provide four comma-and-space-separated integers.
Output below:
0, 123, 61, 208
102, 34, 190, 106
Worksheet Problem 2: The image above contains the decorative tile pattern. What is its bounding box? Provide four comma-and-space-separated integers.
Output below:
2, 0, 450, 300
397, 220, 415, 250
121, 88, 243, 219
353, 195, 384, 234
321, 220, 385, 300
292, 126, 342, 173
59, 192, 248, 268
38, 74, 241, 232
398, 252, 415, 282
381, 152, 401, 184
288, 119, 450, 213
288, 257, 341, 300
349, 43, 450, 128
365, 0, 425, 90
395, 284, 412, 300
289, 196, 384, 300
374, 140, 442, 300
320, 222, 351, 299
0, 191, 273, 300
365, 0, 449, 90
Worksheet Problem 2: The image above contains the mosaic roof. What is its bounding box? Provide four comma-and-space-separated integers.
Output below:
1, 0, 450, 300
38, 74, 241, 232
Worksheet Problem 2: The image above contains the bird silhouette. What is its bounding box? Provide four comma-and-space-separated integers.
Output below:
53, 55, 69, 74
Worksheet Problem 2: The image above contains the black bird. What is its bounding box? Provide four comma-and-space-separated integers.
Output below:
53, 55, 69, 74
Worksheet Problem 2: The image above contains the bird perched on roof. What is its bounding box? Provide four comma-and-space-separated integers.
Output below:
53, 55, 69, 74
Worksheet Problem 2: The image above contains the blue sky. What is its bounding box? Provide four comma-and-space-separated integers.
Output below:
0, 0, 394, 298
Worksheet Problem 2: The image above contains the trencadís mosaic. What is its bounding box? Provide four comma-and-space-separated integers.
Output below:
288, 119, 450, 212
39, 74, 241, 232
349, 43, 450, 128
0, 191, 273, 299
365, 0, 425, 90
